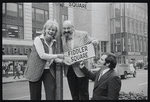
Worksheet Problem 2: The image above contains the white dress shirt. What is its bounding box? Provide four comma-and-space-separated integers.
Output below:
98, 68, 110, 81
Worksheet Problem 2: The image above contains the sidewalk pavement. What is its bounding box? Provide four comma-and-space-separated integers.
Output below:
2, 74, 66, 84
3, 69, 143, 84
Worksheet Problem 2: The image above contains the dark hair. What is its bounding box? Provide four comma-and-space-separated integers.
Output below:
102, 52, 117, 69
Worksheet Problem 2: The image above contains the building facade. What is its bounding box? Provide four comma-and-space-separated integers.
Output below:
110, 3, 148, 64
2, 3, 148, 76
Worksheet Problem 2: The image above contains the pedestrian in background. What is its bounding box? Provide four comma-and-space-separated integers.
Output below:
24, 20, 67, 100
61, 20, 98, 100
14, 63, 21, 79
22, 64, 26, 77
129, 60, 136, 73
2, 62, 6, 76
79, 52, 121, 100
5, 63, 9, 78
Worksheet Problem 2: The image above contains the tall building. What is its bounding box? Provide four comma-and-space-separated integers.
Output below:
2, 3, 148, 76
110, 3, 148, 64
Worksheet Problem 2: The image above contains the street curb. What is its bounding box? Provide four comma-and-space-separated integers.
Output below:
3, 80, 28, 84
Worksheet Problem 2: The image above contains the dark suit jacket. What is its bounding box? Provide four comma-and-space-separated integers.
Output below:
80, 66, 121, 100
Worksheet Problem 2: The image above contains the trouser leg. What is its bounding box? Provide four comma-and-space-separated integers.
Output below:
29, 79, 42, 100
67, 67, 79, 100
78, 76, 89, 100
43, 69, 56, 100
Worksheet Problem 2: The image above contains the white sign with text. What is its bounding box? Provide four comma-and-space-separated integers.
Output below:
64, 44, 95, 64
64, 3, 91, 10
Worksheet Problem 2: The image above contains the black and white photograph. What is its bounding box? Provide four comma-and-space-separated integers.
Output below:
2, 2, 148, 100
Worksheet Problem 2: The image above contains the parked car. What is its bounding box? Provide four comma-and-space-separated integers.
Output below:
115, 64, 136, 79
143, 64, 148, 70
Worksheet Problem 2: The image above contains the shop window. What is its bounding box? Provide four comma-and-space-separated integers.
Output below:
36, 9, 44, 21
6, 3, 17, 17
2, 61, 27, 77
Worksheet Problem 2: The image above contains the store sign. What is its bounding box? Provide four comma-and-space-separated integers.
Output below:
64, 3, 90, 10
64, 43, 95, 64
134, 52, 141, 55
128, 52, 134, 55
2, 45, 32, 55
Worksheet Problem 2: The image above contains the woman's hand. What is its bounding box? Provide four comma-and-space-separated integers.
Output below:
57, 54, 68, 59
63, 60, 72, 65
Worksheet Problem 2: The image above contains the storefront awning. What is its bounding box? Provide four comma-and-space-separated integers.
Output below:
2, 55, 28, 61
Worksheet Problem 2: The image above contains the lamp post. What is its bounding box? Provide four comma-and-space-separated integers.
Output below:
54, 3, 64, 100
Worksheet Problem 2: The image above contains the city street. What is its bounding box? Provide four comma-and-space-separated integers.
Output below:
2, 69, 147, 100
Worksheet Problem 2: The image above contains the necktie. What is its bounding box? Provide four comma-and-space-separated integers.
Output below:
98, 69, 104, 81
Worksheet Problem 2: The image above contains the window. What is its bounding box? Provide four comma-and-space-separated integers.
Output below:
128, 34, 131, 52
2, 24, 6, 37
62, 15, 68, 24
32, 8, 35, 20
3, 3, 24, 39
6, 3, 17, 17
45, 10, 48, 21
36, 9, 44, 21
32, 28, 42, 40
136, 35, 139, 52
32, 28, 36, 40
32, 8, 49, 22
19, 4, 23, 17
4, 24, 24, 39
19, 26, 24, 39
101, 41, 107, 52
3, 3, 5, 14
127, 17, 130, 33
7, 25, 18, 38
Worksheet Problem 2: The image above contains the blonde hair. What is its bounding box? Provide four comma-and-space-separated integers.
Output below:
42, 20, 59, 35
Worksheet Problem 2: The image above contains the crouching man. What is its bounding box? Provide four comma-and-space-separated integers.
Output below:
79, 52, 121, 100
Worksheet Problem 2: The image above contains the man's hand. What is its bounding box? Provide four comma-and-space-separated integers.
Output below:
63, 60, 72, 65
57, 54, 68, 59
79, 60, 85, 69
91, 39, 99, 46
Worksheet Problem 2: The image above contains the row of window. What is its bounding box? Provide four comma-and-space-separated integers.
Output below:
3, 3, 23, 17
112, 3, 147, 22
2, 3, 50, 39
110, 16, 147, 35
127, 34, 147, 52
111, 33, 147, 53
3, 24, 24, 39
2, 15, 68, 40
32, 7, 49, 22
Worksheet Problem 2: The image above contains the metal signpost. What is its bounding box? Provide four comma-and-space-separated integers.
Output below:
54, 3, 63, 100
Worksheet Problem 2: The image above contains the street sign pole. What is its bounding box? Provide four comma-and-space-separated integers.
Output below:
54, 3, 63, 100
